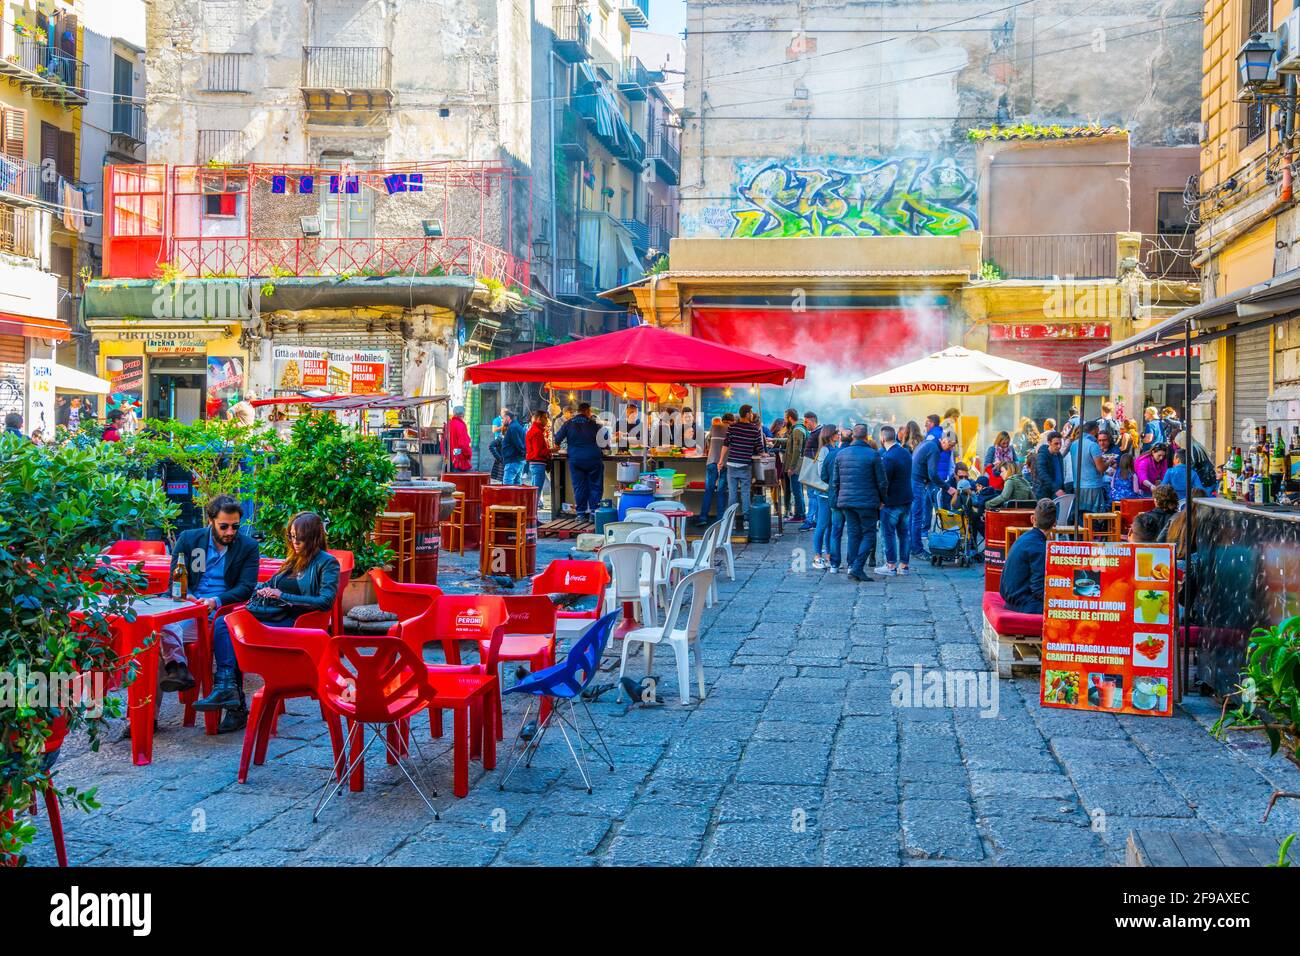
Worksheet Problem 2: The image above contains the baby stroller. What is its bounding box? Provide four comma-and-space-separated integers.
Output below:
928, 489, 978, 567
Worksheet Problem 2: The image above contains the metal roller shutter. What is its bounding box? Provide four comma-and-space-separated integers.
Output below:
1232, 327, 1270, 436
987, 337, 1105, 391
268, 329, 405, 394
0, 333, 24, 364
0, 334, 23, 421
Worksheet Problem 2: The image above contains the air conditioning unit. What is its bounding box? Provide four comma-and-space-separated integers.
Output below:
1278, 12, 1300, 74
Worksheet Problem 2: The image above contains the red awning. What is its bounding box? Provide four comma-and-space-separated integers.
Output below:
464, 324, 804, 387
0, 313, 70, 341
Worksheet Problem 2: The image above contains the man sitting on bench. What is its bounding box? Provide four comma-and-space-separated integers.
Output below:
999, 498, 1055, 614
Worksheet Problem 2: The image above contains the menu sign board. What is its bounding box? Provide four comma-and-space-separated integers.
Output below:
272, 346, 388, 395
1040, 541, 1176, 717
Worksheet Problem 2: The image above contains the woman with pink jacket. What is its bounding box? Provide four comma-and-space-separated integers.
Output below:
1134, 443, 1169, 495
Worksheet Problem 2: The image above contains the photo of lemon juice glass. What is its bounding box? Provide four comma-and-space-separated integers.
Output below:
1136, 589, 1169, 624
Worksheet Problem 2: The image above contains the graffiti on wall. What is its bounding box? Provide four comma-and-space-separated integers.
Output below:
725, 157, 977, 239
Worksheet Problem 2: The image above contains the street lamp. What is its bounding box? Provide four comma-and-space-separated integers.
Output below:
532, 235, 551, 262
1238, 33, 1279, 90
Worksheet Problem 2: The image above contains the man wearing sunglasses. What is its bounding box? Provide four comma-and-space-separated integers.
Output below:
161, 495, 261, 733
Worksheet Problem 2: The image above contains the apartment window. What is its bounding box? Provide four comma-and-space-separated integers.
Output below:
196, 129, 246, 164
1157, 190, 1192, 234
203, 53, 248, 93
1244, 0, 1271, 145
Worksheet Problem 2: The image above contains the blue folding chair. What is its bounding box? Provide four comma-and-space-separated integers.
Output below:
498, 610, 619, 794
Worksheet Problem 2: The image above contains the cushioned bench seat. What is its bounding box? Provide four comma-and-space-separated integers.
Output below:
982, 591, 1043, 637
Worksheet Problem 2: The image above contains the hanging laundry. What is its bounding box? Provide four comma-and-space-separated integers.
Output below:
61, 180, 85, 233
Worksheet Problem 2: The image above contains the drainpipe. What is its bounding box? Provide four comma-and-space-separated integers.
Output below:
1283, 74, 1296, 203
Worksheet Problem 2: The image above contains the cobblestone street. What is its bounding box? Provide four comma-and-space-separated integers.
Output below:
28, 533, 1300, 867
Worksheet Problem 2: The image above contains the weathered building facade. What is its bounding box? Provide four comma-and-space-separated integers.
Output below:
602, 0, 1204, 439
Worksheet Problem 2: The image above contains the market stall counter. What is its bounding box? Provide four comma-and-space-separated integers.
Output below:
547, 450, 708, 519
1186, 496, 1300, 697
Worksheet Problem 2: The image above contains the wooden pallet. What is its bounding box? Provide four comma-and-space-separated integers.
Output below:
539, 517, 595, 539
1127, 829, 1291, 867
981, 612, 1043, 679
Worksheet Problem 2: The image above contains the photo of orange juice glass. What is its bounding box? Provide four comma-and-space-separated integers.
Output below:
1136, 550, 1155, 579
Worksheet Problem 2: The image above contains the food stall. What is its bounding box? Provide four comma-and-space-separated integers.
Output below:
465, 324, 803, 528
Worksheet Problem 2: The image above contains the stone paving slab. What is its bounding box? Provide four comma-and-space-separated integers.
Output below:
22, 530, 1300, 867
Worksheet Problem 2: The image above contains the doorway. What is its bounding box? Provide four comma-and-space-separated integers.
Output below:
149, 355, 207, 423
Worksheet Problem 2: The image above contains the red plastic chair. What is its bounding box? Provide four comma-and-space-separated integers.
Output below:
531, 560, 611, 633
369, 567, 443, 645
495, 595, 559, 727
226, 608, 344, 785
7, 716, 70, 867
315, 635, 440, 818
431, 594, 511, 666
104, 540, 166, 558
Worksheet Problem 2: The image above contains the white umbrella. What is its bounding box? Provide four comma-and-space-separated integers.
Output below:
849, 346, 1063, 398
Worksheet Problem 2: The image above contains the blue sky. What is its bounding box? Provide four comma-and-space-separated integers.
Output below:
651, 0, 687, 37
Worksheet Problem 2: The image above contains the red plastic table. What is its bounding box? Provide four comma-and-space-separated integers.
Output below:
81, 596, 212, 766
654, 507, 695, 555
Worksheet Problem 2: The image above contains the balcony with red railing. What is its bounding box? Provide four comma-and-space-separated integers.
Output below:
102, 162, 531, 291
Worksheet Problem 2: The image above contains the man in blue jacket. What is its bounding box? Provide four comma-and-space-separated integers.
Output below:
909, 428, 954, 559
166, 495, 261, 732
830, 424, 888, 583
875, 424, 914, 576
501, 408, 528, 485
554, 403, 605, 521
999, 499, 1055, 614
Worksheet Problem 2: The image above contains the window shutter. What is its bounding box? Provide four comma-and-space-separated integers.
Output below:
40, 122, 58, 170
2, 107, 25, 162
58, 129, 75, 181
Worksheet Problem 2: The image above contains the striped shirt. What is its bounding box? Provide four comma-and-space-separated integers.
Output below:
724, 419, 764, 466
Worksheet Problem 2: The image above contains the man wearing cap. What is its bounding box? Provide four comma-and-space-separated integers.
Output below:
443, 405, 473, 473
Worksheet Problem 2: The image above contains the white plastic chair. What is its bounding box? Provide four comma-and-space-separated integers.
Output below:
600, 542, 658, 627
617, 568, 716, 705
644, 500, 681, 514
715, 502, 739, 580
625, 509, 671, 530
603, 520, 644, 544
668, 519, 721, 606
627, 524, 675, 607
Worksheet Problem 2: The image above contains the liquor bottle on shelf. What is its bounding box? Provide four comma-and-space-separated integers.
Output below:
1273, 429, 1286, 483
1290, 427, 1300, 479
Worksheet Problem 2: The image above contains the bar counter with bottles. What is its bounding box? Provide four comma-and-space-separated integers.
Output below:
1216, 426, 1300, 505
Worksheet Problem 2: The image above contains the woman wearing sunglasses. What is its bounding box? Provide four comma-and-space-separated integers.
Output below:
194, 511, 339, 731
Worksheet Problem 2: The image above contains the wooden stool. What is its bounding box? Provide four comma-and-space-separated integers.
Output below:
482, 504, 527, 579
1005, 525, 1030, 549
442, 491, 467, 555
374, 511, 416, 582
1083, 511, 1121, 542
1047, 525, 1083, 541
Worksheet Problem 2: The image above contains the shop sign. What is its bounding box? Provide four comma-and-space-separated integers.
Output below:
25, 359, 54, 437
272, 346, 388, 395
988, 324, 1109, 340
113, 329, 226, 354
1040, 541, 1176, 717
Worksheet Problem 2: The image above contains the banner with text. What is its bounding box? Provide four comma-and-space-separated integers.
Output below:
272, 346, 388, 395
1040, 541, 1175, 717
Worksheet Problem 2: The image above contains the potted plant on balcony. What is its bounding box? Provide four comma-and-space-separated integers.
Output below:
252, 412, 395, 608
0, 437, 177, 865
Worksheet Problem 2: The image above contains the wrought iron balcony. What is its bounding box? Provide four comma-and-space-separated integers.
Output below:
111, 101, 145, 148
647, 123, 679, 185
0, 20, 87, 107
620, 0, 649, 28
555, 105, 587, 161
301, 46, 393, 112
620, 216, 649, 255
981, 233, 1117, 280
553, 3, 590, 63
1140, 232, 1197, 281
618, 56, 649, 101
554, 257, 596, 298
0, 156, 69, 207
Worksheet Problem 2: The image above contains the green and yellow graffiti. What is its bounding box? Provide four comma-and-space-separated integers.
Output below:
729, 157, 977, 238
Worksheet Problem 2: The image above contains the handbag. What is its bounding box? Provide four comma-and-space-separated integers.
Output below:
799, 454, 828, 492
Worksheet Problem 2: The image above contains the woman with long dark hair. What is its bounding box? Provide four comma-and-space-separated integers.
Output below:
194, 512, 340, 728
255, 512, 341, 620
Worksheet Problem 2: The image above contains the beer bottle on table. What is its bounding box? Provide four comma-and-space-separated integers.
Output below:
171, 557, 188, 600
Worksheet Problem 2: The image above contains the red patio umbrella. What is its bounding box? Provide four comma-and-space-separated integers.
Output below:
463, 324, 805, 387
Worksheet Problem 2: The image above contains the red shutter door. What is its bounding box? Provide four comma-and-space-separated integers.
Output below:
987, 337, 1108, 391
